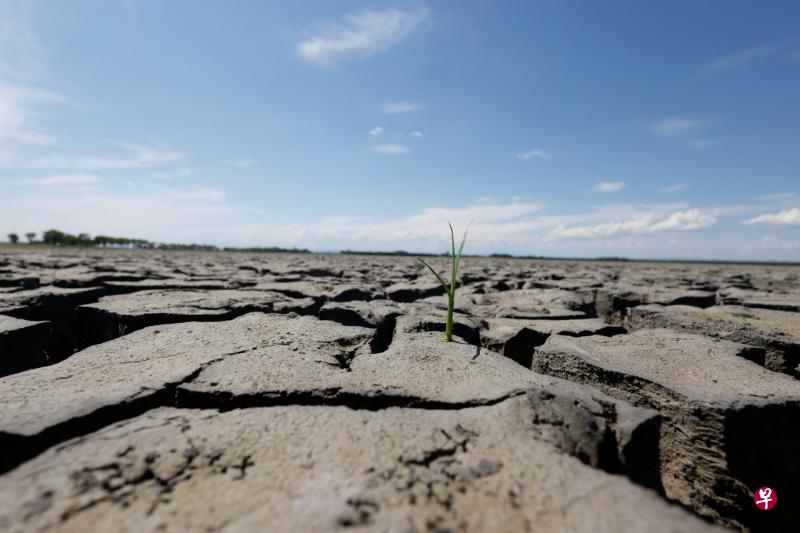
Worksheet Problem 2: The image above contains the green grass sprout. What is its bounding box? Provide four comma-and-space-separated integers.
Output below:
418, 222, 470, 342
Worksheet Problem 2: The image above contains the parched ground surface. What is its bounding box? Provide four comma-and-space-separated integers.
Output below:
1, 248, 798, 532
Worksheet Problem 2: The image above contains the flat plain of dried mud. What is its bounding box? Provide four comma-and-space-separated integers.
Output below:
1, 248, 798, 532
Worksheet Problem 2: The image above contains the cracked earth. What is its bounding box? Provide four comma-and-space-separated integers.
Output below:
1, 249, 798, 532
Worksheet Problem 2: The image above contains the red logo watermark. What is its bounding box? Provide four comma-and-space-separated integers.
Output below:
754, 487, 778, 511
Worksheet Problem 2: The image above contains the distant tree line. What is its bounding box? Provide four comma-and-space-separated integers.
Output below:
34, 229, 154, 248
4, 229, 308, 253
223, 246, 311, 253
341, 250, 529, 258
6, 232, 36, 244
341, 249, 414, 256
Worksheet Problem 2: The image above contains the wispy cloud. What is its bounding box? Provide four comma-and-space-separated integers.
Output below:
4, 189, 778, 258
296, 8, 429, 68
33, 141, 184, 170
195, 200, 734, 258
381, 101, 421, 114
517, 148, 551, 161
0, 2, 64, 155
371, 143, 410, 155
0, 1, 43, 80
548, 208, 716, 240
658, 183, 686, 193
224, 159, 254, 169
687, 139, 718, 150
743, 208, 800, 226
14, 173, 99, 186
650, 117, 705, 137
759, 235, 800, 252
154, 184, 226, 201
651, 209, 717, 231
3, 185, 234, 240
756, 192, 795, 202
203, 198, 546, 252
149, 167, 192, 180
651, 117, 716, 149
410, 131, 423, 138
369, 126, 383, 136
0, 84, 63, 149
595, 181, 625, 193
700, 44, 786, 76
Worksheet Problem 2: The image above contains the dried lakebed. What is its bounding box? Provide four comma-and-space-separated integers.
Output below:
0, 249, 798, 532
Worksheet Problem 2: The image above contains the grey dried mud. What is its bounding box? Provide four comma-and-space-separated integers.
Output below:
1, 248, 799, 531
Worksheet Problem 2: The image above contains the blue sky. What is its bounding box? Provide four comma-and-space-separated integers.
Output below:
1, 0, 798, 259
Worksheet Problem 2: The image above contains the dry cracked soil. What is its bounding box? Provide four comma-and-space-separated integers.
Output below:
0, 248, 798, 532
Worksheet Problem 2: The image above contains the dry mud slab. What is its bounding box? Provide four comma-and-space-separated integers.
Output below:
0, 315, 50, 376
629, 304, 800, 376
533, 330, 800, 530
75, 289, 317, 347
0, 248, 798, 532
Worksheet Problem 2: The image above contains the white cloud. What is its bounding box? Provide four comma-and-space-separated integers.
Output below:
649, 209, 716, 231
700, 44, 786, 76
658, 183, 686, 193
0, 3, 63, 154
8, 129, 56, 146
743, 208, 800, 226
370, 126, 383, 136
650, 117, 705, 137
297, 8, 429, 68
1, 185, 234, 241
517, 148, 551, 161
143, 184, 227, 201
381, 101, 421, 114
687, 139, 718, 150
548, 208, 716, 241
0, 1, 43, 80
0, 84, 63, 149
15, 173, 99, 186
149, 167, 192, 180
192, 200, 741, 258
224, 159, 254, 169
372, 143, 410, 155
759, 235, 800, 252
33, 141, 184, 170
202, 199, 546, 252
595, 181, 625, 192
7, 189, 789, 259
756, 192, 795, 202
182, 186, 226, 201
411, 131, 423, 138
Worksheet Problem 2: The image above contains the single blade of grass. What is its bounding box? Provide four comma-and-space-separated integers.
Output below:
417, 222, 469, 342
453, 223, 471, 279
449, 222, 457, 296
448, 221, 456, 258
417, 257, 449, 291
